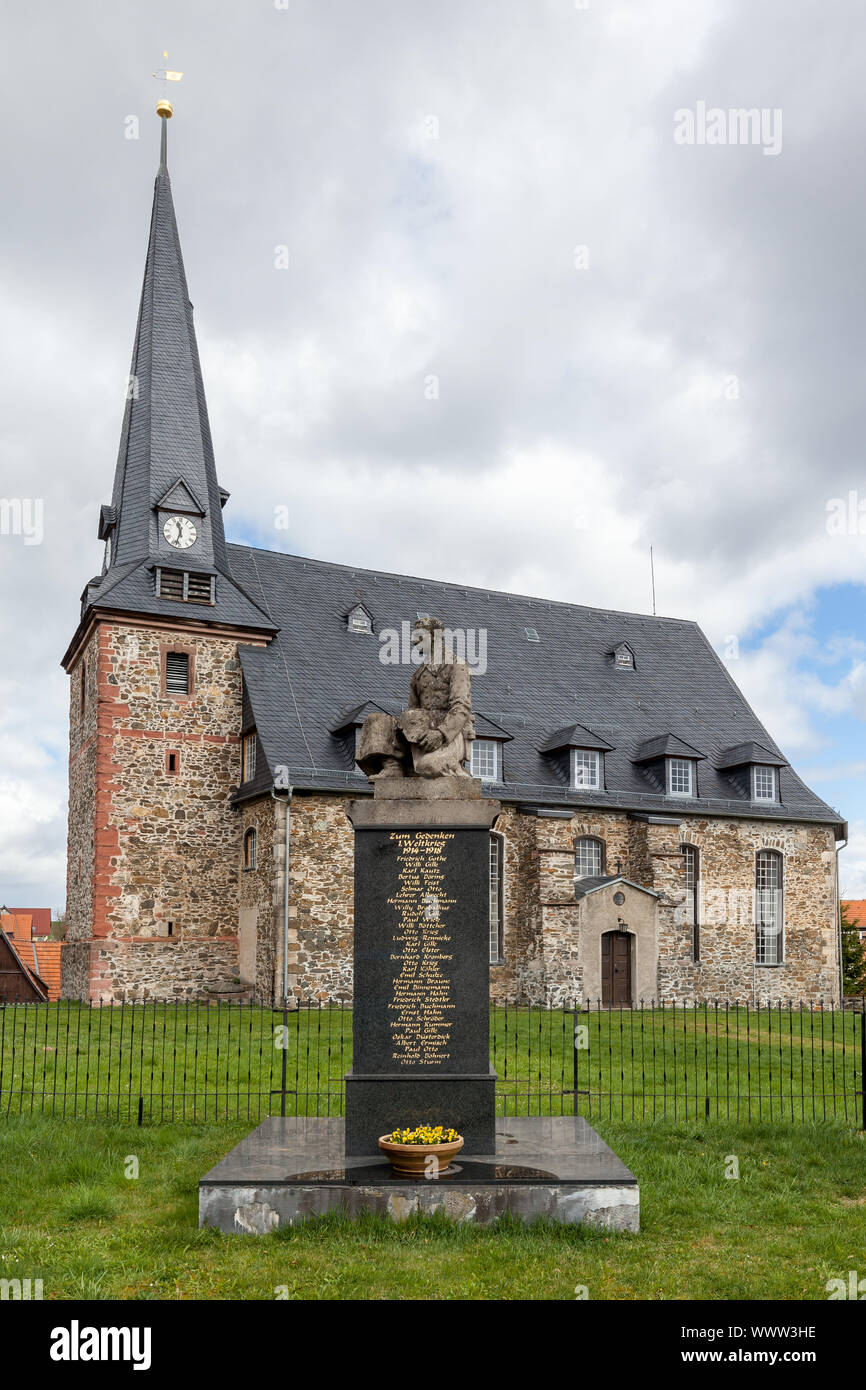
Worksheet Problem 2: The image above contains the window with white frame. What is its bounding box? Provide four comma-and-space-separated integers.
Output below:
489, 833, 504, 964
755, 849, 783, 964
680, 843, 700, 961
575, 836, 604, 880
471, 739, 500, 782
667, 757, 694, 797
752, 765, 777, 801
242, 733, 257, 783
572, 749, 600, 789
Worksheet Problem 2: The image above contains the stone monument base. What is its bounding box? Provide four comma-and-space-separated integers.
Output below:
371, 774, 483, 801
345, 1069, 497, 1154
198, 1116, 640, 1233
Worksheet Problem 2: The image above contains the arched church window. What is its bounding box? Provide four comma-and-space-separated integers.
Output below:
575, 836, 605, 880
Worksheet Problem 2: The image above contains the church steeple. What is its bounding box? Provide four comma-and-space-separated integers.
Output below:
76, 104, 274, 643
106, 102, 228, 575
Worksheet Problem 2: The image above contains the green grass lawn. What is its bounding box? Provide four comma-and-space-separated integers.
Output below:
1, 1116, 864, 1299
2, 1002, 861, 1124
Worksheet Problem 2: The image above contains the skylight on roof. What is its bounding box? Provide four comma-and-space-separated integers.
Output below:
525, 627, 540, 642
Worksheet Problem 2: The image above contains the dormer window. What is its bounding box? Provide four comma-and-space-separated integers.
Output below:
471, 739, 501, 782
572, 749, 601, 789
525, 627, 540, 642
614, 642, 635, 669
716, 744, 785, 803
667, 757, 694, 797
347, 605, 372, 634
752, 765, 777, 802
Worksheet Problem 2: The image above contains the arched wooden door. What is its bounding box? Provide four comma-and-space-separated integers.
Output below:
601, 930, 632, 1007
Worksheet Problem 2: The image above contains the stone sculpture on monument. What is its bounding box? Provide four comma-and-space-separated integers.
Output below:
355, 616, 478, 789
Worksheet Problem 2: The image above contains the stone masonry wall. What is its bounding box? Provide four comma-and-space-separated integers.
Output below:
275, 799, 839, 1006
668, 817, 840, 1004
287, 793, 354, 1002
65, 629, 99, 946
63, 619, 259, 1001
489, 807, 537, 1004
238, 794, 281, 1004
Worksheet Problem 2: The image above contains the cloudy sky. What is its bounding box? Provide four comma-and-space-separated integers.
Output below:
2, 0, 866, 912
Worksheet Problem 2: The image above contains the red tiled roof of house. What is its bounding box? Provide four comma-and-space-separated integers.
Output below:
32, 942, 62, 1001
21, 908, 52, 937
2, 912, 33, 941
843, 899, 866, 927
0, 909, 52, 939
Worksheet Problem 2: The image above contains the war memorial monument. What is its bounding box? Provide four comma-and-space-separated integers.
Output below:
199, 619, 639, 1231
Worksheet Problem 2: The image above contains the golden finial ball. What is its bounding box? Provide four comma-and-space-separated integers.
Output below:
156, 99, 173, 119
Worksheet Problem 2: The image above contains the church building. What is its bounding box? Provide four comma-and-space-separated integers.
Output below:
61, 112, 846, 1007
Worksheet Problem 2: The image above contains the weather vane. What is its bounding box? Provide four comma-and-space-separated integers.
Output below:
152, 49, 183, 119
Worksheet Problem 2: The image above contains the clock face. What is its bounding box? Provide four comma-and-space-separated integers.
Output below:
163, 515, 198, 550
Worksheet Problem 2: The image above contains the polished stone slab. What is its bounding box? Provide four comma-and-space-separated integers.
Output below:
345, 798, 500, 1153
199, 1116, 640, 1232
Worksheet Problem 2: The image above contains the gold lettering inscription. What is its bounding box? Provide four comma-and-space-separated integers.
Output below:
387, 831, 455, 1066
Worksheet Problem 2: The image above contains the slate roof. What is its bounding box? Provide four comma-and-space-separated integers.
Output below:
227, 545, 845, 834
539, 723, 614, 753
717, 741, 788, 769
107, 149, 227, 574
633, 733, 706, 762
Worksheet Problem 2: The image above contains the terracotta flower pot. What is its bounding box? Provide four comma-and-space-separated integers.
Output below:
378, 1134, 464, 1175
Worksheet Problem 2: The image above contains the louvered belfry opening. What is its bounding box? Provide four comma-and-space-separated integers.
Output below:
158, 568, 185, 599
155, 568, 214, 604
186, 572, 214, 604
165, 651, 190, 695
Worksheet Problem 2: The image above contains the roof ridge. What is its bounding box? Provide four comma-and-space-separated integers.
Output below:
226, 542, 697, 628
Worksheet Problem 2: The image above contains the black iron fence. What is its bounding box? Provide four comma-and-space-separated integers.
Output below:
0, 998, 863, 1126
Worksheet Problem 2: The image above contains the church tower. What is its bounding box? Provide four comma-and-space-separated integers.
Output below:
61, 103, 275, 1001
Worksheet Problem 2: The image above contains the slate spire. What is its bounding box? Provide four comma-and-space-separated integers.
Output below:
106, 107, 228, 574
75, 107, 275, 644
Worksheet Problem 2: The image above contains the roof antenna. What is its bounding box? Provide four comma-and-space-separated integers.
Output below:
650, 546, 657, 616
153, 49, 183, 170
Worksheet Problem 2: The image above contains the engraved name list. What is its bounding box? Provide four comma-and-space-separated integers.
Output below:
387, 831, 456, 1066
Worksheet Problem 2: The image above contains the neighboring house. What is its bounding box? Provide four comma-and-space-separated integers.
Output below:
843, 900, 866, 945
0, 914, 50, 1002
4, 908, 52, 937
60, 119, 846, 1008
1, 912, 63, 1001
